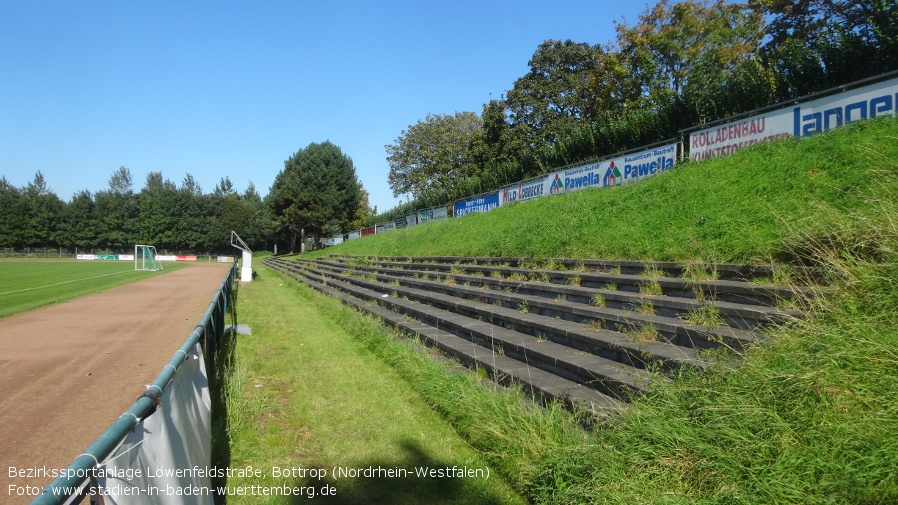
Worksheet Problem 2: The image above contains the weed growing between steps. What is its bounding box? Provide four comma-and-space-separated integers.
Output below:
523, 163, 898, 504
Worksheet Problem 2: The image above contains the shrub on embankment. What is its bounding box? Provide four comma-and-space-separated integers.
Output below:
295, 117, 898, 503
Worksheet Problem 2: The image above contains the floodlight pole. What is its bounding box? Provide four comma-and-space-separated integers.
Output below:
230, 231, 253, 282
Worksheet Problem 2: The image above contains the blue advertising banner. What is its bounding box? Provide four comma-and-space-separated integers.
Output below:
454, 192, 500, 217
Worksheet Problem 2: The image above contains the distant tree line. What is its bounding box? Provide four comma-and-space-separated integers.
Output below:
379, 0, 897, 223
0, 141, 370, 254
0, 167, 268, 253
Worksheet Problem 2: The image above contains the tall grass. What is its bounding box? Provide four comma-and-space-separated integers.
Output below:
313, 117, 898, 264
289, 117, 898, 503
225, 269, 527, 504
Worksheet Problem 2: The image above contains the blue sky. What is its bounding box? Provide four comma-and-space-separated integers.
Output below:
1, 1, 649, 213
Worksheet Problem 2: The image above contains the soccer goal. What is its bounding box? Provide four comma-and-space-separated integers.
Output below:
135, 244, 163, 271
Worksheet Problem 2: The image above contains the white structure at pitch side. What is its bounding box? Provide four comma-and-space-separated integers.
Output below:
230, 231, 253, 282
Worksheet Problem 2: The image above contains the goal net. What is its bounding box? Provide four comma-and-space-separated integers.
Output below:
135, 244, 163, 271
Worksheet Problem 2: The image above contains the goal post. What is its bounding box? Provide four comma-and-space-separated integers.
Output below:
135, 244, 163, 271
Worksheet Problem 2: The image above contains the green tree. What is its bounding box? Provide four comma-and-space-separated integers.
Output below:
504, 40, 600, 151
137, 171, 179, 249
22, 172, 65, 248
205, 178, 263, 253
386, 111, 483, 201
89, 167, 139, 250
267, 141, 362, 252
63, 190, 97, 250
0, 177, 26, 248
241, 182, 268, 251
348, 187, 375, 230
176, 173, 207, 251
615, 0, 769, 125
752, 0, 898, 100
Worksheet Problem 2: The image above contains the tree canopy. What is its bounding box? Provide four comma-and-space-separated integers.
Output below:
0, 168, 268, 253
267, 141, 362, 252
386, 111, 483, 201
373, 0, 897, 223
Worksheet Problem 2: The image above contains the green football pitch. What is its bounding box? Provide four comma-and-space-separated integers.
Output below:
0, 260, 184, 319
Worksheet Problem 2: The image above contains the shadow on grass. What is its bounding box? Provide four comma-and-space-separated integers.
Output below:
285, 439, 504, 505
209, 290, 239, 504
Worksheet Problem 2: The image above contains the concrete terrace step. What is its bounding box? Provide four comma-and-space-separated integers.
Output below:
275, 259, 655, 401
307, 259, 766, 351
264, 254, 810, 417
265, 258, 624, 417
326, 256, 818, 308
315, 258, 800, 330
328, 254, 826, 284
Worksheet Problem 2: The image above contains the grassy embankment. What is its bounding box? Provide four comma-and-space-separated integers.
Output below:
0, 260, 183, 318
239, 117, 898, 504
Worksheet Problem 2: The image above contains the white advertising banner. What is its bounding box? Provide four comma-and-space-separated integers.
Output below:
347, 231, 361, 241
94, 342, 211, 504
417, 206, 448, 224
690, 76, 898, 161
499, 176, 548, 205
543, 144, 677, 195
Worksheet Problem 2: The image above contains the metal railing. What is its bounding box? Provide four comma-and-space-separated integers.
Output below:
30, 260, 238, 505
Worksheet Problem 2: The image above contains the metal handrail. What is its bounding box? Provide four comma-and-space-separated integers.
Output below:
30, 260, 238, 505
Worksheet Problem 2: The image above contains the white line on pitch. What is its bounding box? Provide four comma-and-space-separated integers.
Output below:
0, 270, 134, 296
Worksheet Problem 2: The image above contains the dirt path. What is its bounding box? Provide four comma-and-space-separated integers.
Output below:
0, 262, 232, 503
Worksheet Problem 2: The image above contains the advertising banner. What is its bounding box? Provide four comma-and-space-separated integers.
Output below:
326, 236, 344, 246
454, 192, 500, 217
395, 213, 418, 228
543, 144, 677, 195
690, 76, 898, 161
348, 231, 361, 240
417, 206, 448, 224
499, 176, 547, 206
361, 226, 375, 237
95, 342, 211, 505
